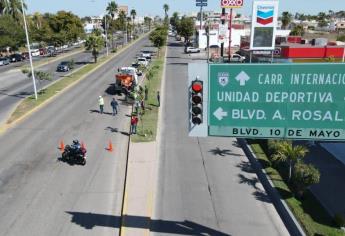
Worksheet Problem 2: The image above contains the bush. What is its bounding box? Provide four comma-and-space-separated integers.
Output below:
334, 213, 345, 227
336, 34, 345, 42
293, 162, 320, 198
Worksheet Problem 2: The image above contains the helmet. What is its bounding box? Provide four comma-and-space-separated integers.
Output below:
73, 140, 79, 145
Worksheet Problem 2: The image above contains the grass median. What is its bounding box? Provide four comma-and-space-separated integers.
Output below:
131, 47, 166, 143
249, 142, 345, 236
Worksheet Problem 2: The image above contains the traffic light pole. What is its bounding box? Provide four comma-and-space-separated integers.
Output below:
220, 8, 225, 57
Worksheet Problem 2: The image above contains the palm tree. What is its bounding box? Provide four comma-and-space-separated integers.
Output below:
130, 9, 136, 35
106, 1, 118, 20
85, 32, 104, 63
163, 3, 169, 18
4, 0, 26, 21
0, 0, 8, 15
126, 16, 132, 41
32, 12, 43, 29
281, 11, 292, 29
273, 141, 308, 181
117, 10, 126, 31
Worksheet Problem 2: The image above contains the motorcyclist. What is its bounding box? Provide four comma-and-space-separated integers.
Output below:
71, 139, 81, 151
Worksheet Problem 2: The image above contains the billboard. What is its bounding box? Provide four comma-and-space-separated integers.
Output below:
250, 1, 279, 50
221, 0, 243, 8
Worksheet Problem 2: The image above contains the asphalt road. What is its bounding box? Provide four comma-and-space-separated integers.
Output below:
0, 41, 122, 125
0, 36, 151, 236
152, 38, 290, 236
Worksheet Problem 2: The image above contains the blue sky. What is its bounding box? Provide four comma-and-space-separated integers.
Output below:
26, 0, 345, 17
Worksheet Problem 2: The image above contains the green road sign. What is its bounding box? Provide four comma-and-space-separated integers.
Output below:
209, 63, 345, 140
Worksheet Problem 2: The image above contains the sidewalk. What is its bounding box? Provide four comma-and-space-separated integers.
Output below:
120, 141, 158, 236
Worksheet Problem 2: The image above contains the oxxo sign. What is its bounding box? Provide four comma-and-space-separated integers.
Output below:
221, 0, 243, 8
208, 63, 345, 141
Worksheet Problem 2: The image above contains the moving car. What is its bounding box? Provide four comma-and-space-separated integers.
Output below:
141, 51, 152, 60
0, 57, 10, 66
185, 47, 200, 53
57, 61, 70, 72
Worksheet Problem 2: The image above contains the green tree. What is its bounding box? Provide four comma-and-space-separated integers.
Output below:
281, 11, 292, 29
46, 11, 84, 46
3, 0, 26, 21
144, 16, 152, 31
290, 25, 305, 36
163, 3, 169, 18
106, 1, 118, 20
0, 14, 25, 50
130, 9, 136, 36
0, 0, 8, 15
170, 12, 179, 30
272, 141, 308, 181
85, 31, 104, 63
149, 27, 167, 55
292, 162, 320, 197
176, 17, 194, 42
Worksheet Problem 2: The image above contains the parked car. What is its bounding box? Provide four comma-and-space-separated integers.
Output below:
9, 53, 23, 62
229, 53, 246, 63
131, 61, 140, 68
185, 47, 200, 53
31, 49, 40, 57
141, 51, 152, 60
39, 48, 47, 56
137, 57, 149, 67
56, 61, 70, 72
0, 57, 10, 66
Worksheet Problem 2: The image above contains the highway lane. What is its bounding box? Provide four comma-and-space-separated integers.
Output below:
152, 38, 290, 236
0, 45, 112, 125
0, 36, 151, 236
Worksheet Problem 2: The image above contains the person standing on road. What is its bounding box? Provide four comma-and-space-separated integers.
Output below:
144, 86, 148, 100
110, 97, 118, 116
98, 95, 104, 114
157, 91, 160, 107
130, 114, 138, 134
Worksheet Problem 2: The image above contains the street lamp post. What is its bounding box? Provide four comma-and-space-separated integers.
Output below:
104, 14, 109, 56
21, 0, 37, 100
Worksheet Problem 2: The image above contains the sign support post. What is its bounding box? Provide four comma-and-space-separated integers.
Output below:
228, 8, 233, 62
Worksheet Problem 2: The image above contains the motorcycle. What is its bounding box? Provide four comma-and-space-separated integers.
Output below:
61, 145, 87, 165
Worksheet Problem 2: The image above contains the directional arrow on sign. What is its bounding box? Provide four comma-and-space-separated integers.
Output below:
213, 107, 228, 121
235, 71, 250, 86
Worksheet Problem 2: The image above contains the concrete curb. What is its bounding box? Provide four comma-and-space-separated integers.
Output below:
119, 41, 167, 236
238, 138, 306, 236
0, 33, 150, 134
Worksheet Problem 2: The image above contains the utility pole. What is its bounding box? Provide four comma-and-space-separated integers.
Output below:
221, 8, 225, 58
21, 0, 37, 100
199, 5, 203, 30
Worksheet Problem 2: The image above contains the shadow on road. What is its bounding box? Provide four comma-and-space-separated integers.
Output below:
0, 89, 29, 99
209, 147, 242, 157
105, 126, 130, 136
238, 173, 272, 203
236, 161, 255, 173
66, 212, 231, 235
168, 42, 183, 47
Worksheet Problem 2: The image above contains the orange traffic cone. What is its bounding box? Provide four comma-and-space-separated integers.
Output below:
107, 140, 113, 152
59, 140, 65, 152
81, 141, 86, 150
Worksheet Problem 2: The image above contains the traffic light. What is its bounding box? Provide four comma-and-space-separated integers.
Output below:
190, 79, 203, 125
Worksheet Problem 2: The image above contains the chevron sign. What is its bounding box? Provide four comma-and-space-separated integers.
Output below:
256, 7, 274, 25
